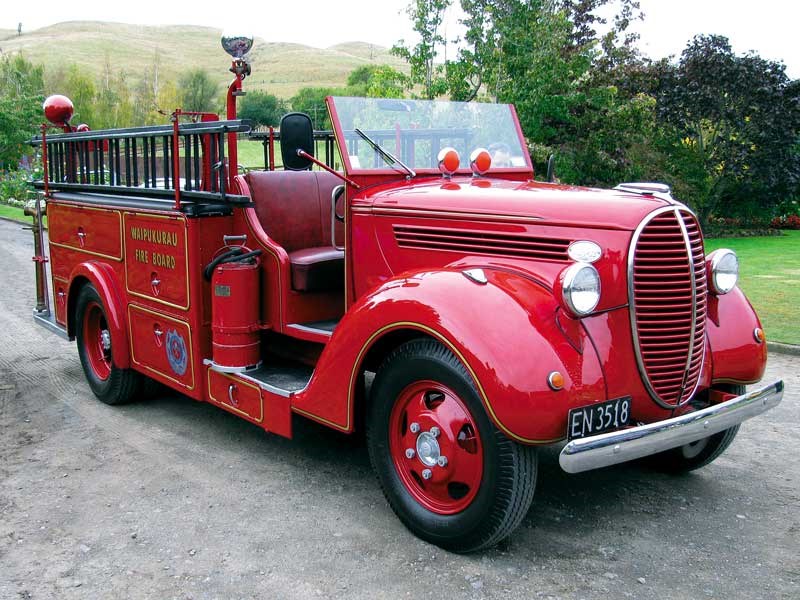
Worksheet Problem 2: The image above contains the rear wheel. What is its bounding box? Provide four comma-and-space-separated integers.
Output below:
645, 384, 743, 473
367, 339, 537, 553
75, 284, 141, 405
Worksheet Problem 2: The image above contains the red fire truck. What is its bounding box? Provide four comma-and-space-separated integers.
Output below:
27, 35, 784, 552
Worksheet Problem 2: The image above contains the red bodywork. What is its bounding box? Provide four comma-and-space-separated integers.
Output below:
35, 95, 768, 448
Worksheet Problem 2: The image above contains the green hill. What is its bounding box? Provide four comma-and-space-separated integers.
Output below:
1, 21, 407, 99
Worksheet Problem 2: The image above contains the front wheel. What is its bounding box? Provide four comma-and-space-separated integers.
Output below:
644, 384, 743, 473
75, 284, 142, 405
367, 339, 537, 553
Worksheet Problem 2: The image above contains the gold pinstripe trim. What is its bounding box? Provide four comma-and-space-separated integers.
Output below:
49, 241, 124, 262
332, 321, 561, 444
356, 206, 545, 224
712, 377, 761, 386
242, 208, 284, 327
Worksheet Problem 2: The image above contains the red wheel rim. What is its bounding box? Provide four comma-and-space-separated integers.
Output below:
389, 381, 483, 515
83, 301, 112, 381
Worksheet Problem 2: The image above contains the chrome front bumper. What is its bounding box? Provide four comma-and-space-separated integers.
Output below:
559, 381, 784, 474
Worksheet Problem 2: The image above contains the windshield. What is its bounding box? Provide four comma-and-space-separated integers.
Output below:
329, 97, 530, 174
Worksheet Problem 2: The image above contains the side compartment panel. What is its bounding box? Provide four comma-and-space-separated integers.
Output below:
207, 369, 263, 423
128, 304, 195, 392
48, 203, 122, 260
124, 213, 190, 309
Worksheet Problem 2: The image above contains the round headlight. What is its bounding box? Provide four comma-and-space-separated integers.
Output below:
708, 249, 739, 295
560, 262, 601, 316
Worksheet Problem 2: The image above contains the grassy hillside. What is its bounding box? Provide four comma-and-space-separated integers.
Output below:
1, 21, 407, 99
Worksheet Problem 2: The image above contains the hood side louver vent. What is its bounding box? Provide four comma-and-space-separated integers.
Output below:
393, 225, 570, 261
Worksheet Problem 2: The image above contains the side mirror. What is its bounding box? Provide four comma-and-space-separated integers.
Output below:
280, 112, 314, 171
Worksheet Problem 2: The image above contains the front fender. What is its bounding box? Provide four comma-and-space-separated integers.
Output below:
707, 286, 768, 384
68, 261, 131, 368
293, 268, 605, 443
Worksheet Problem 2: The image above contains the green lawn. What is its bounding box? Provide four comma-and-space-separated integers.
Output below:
706, 231, 800, 345
0, 204, 33, 224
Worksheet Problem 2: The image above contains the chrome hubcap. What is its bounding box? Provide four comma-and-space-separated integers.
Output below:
415, 431, 441, 467
100, 330, 112, 352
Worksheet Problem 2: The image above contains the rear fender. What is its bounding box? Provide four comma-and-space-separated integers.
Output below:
707, 287, 767, 384
292, 268, 605, 443
67, 261, 131, 368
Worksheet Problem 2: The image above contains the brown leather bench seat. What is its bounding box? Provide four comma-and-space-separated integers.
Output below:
245, 170, 344, 292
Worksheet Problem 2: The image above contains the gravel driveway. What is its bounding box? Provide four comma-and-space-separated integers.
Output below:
0, 218, 797, 599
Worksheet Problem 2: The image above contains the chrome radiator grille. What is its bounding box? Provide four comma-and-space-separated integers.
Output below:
629, 208, 707, 408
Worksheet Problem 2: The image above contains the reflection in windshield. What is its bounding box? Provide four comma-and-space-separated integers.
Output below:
330, 97, 529, 173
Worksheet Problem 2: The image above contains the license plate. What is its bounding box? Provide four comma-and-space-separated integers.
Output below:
567, 396, 632, 440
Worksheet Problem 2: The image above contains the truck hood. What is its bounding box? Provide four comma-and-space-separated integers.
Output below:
364, 177, 671, 231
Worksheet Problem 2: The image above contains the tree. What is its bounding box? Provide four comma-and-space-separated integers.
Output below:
392, 0, 451, 99
347, 65, 408, 98
0, 55, 44, 168
239, 91, 286, 127
61, 64, 96, 126
654, 36, 800, 224
392, 0, 663, 188
290, 87, 338, 129
179, 69, 219, 113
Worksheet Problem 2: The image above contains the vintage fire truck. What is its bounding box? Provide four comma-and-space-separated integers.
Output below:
27, 35, 784, 552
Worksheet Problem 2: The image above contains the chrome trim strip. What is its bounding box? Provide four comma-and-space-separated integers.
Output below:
675, 209, 697, 402
559, 381, 784, 474
33, 310, 71, 340
285, 323, 334, 338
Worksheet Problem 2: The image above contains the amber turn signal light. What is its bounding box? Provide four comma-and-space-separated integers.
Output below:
437, 147, 460, 177
547, 371, 564, 391
469, 148, 492, 176
754, 328, 765, 343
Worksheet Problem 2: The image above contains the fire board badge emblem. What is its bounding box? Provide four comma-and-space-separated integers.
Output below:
166, 329, 188, 376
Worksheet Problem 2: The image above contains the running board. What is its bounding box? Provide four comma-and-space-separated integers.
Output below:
33, 310, 70, 340
205, 359, 313, 398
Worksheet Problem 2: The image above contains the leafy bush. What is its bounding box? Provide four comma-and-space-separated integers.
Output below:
0, 168, 36, 206
771, 214, 800, 230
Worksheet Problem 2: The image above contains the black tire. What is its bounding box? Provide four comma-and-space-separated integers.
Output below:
75, 284, 142, 405
645, 384, 743, 474
366, 339, 537, 553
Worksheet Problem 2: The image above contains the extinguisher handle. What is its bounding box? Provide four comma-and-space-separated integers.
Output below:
224, 234, 247, 247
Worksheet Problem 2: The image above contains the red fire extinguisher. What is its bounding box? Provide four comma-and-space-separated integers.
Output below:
205, 243, 263, 371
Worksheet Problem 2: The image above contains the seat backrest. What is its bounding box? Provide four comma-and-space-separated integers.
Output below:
245, 170, 343, 253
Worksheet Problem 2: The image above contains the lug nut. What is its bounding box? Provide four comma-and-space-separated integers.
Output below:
437, 456, 448, 467
422, 469, 432, 480
430, 426, 440, 437
405, 448, 415, 459
410, 422, 420, 433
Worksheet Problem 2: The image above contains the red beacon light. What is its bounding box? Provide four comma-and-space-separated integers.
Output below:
43, 95, 74, 129
469, 148, 492, 176
437, 147, 460, 178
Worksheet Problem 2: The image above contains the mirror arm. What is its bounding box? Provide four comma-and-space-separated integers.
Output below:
296, 150, 360, 189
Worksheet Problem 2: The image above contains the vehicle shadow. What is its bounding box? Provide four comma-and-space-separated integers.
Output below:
125, 389, 727, 555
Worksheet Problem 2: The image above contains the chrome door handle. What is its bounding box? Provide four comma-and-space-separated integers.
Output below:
331, 185, 345, 251
228, 384, 239, 407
